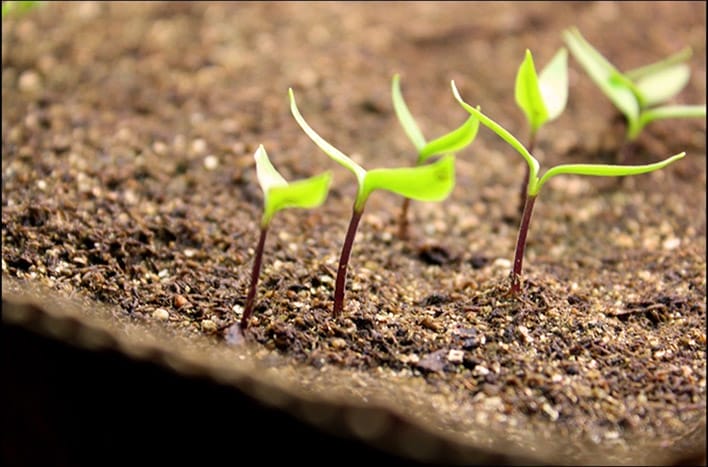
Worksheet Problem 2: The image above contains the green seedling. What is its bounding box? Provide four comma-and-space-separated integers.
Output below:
563, 27, 705, 159
289, 88, 457, 316
392, 73, 480, 239
240, 145, 331, 329
515, 48, 568, 214
452, 80, 685, 295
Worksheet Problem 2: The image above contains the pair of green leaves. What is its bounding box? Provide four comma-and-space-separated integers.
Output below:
391, 74, 480, 165
258, 85, 473, 224
563, 27, 706, 140
254, 144, 331, 227
451, 81, 685, 197
289, 87, 471, 213
515, 48, 569, 136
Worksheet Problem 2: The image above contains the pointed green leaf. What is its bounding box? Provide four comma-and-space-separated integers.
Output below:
515, 49, 549, 132
633, 104, 707, 139
392, 74, 427, 152
264, 172, 332, 227
536, 153, 685, 193
254, 144, 287, 194
625, 46, 693, 81
255, 145, 332, 227
452, 80, 540, 183
289, 88, 367, 187
538, 47, 568, 121
563, 28, 639, 124
634, 64, 691, 108
362, 154, 455, 203
418, 115, 479, 163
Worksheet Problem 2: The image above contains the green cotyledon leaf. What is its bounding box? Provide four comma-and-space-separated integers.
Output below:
563, 27, 639, 125
418, 115, 479, 163
538, 47, 568, 122
515, 49, 549, 133
633, 104, 707, 140
536, 153, 685, 193
289, 88, 367, 187
634, 64, 691, 108
452, 80, 540, 184
392, 74, 427, 152
255, 145, 332, 227
624, 46, 692, 81
361, 154, 455, 205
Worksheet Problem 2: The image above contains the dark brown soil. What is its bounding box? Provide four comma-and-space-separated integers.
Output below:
2, 2, 706, 465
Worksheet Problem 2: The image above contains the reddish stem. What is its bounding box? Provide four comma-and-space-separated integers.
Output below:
333, 207, 364, 317
517, 132, 536, 217
240, 227, 268, 329
398, 197, 410, 240
510, 194, 537, 296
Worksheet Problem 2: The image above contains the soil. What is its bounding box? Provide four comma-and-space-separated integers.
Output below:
2, 2, 706, 465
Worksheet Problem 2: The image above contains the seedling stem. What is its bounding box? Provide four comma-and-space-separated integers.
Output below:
511, 195, 537, 294
241, 227, 268, 328
334, 207, 365, 316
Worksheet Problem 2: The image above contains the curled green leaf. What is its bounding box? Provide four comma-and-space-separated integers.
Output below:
255, 145, 332, 227
515, 49, 549, 133
634, 64, 691, 108
392, 74, 427, 152
418, 116, 479, 163
289, 88, 367, 187
634, 104, 707, 140
563, 27, 639, 125
625, 46, 692, 81
362, 154, 456, 205
452, 80, 540, 185
538, 47, 568, 122
537, 153, 685, 193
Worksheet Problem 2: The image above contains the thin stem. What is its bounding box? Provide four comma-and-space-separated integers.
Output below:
240, 227, 268, 329
333, 206, 365, 317
517, 131, 536, 217
398, 197, 410, 240
510, 194, 537, 296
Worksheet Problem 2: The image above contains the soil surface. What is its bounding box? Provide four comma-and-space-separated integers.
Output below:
2, 2, 706, 464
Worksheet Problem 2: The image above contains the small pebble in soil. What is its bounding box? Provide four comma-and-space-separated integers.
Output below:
174, 294, 188, 308
447, 349, 464, 364
201, 319, 217, 332
662, 236, 680, 251
18, 70, 42, 93
191, 138, 207, 155
152, 308, 170, 320
203, 155, 219, 170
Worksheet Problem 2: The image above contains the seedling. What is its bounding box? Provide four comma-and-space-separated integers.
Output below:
289, 88, 457, 316
563, 27, 705, 161
239, 145, 331, 329
452, 80, 685, 295
392, 73, 480, 239
514, 48, 568, 213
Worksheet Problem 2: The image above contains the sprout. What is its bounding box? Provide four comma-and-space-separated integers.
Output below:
515, 48, 568, 215
563, 27, 706, 153
239, 145, 331, 329
392, 74, 480, 239
452, 80, 685, 295
289, 88, 456, 316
